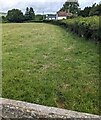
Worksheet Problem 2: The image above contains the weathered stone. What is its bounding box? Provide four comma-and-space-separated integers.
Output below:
0, 98, 101, 120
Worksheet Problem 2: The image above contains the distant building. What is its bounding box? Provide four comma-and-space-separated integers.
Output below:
45, 11, 72, 20
56, 11, 67, 20
56, 11, 72, 20
46, 14, 56, 20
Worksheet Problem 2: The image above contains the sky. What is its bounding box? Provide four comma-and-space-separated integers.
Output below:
0, 0, 100, 14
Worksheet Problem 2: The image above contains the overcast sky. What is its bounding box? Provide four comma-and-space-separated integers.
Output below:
0, 0, 100, 14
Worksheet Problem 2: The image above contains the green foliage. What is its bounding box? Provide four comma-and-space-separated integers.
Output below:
89, 4, 101, 16
61, 16, 100, 40
6, 9, 24, 22
5, 7, 35, 22
60, 0, 80, 15
25, 7, 35, 21
1, 16, 7, 23
45, 16, 100, 41
0, 17, 1, 23
79, 3, 101, 17
35, 14, 44, 21
24, 7, 30, 20
79, 7, 92, 17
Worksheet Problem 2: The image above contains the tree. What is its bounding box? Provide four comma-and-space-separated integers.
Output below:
25, 7, 30, 20
89, 4, 101, 16
25, 7, 35, 20
78, 7, 92, 17
60, 0, 80, 15
6, 9, 24, 22
35, 14, 43, 21
1, 16, 7, 22
29, 7, 35, 20
79, 3, 101, 17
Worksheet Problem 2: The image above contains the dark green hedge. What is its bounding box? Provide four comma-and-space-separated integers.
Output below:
43, 16, 100, 41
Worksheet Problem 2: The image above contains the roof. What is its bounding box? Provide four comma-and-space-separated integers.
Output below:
57, 11, 67, 17
46, 14, 56, 17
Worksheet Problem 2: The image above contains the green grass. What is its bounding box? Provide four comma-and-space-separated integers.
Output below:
2, 23, 99, 115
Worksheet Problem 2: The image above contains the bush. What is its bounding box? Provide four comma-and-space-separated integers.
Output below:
6, 9, 24, 23
44, 16, 100, 41
62, 16, 100, 41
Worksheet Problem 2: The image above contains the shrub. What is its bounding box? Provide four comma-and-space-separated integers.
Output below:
44, 16, 100, 41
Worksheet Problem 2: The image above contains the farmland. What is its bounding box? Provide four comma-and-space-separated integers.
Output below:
2, 23, 99, 114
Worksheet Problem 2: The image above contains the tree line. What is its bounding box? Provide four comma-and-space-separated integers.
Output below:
59, 0, 101, 17
1, 0, 101, 23
2, 7, 44, 23
59, 0, 80, 15
6, 7, 36, 22
78, 3, 101, 17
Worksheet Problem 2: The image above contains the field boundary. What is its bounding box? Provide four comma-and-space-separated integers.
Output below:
43, 16, 100, 41
1, 98, 101, 119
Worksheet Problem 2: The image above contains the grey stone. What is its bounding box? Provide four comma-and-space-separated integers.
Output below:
0, 98, 101, 120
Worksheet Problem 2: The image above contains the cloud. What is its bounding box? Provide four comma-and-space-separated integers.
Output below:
79, 0, 100, 9
0, 0, 65, 14
0, 0, 100, 13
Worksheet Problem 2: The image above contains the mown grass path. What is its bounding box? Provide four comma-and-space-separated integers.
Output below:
2, 23, 99, 114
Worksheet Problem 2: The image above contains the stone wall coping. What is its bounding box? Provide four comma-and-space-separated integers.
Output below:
0, 98, 101, 119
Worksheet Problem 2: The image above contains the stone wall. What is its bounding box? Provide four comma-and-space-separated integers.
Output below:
0, 98, 101, 120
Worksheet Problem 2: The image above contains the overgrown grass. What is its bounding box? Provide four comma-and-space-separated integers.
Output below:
2, 23, 99, 114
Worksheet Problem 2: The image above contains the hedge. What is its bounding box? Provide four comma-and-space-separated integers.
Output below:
43, 16, 100, 41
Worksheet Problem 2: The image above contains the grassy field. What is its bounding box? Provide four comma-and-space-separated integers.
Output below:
2, 23, 99, 114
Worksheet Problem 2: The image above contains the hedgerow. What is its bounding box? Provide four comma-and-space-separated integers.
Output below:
44, 16, 100, 41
